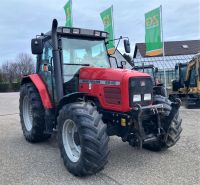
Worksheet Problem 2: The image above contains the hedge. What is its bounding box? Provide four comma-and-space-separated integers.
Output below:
0, 83, 20, 92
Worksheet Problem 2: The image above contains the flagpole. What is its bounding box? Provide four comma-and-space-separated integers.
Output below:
112, 5, 115, 48
160, 5, 167, 95
70, 0, 73, 27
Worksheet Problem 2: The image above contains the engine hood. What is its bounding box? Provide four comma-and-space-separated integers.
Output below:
79, 67, 151, 81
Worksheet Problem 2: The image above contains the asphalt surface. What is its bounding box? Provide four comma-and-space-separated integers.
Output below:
0, 92, 199, 185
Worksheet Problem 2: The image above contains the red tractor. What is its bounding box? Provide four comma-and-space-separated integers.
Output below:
20, 19, 182, 176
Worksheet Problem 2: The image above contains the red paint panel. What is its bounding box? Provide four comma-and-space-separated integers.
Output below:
79, 67, 150, 81
29, 74, 53, 109
79, 67, 151, 112
104, 87, 121, 105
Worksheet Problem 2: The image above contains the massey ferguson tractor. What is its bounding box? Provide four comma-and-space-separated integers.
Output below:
19, 19, 182, 176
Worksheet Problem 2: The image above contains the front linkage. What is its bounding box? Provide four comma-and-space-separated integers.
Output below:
126, 98, 182, 150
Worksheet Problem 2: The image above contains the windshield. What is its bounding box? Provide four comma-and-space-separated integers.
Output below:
61, 37, 110, 83
62, 38, 110, 67
179, 65, 187, 85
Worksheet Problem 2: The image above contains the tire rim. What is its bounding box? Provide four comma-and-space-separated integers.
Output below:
23, 96, 33, 131
62, 119, 81, 163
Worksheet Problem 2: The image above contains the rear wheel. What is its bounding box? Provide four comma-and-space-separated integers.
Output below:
19, 83, 51, 142
58, 102, 109, 176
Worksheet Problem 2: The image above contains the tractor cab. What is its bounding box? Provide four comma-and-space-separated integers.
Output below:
170, 54, 200, 107
172, 59, 199, 92
172, 63, 187, 91
133, 65, 159, 85
31, 20, 130, 103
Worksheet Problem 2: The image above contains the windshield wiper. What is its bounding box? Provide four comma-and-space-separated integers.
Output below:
63, 63, 90, 66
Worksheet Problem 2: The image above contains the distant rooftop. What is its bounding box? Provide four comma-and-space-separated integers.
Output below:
133, 40, 200, 58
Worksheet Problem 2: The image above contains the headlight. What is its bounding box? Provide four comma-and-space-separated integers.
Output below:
144, 93, 151, 101
133, 94, 141, 102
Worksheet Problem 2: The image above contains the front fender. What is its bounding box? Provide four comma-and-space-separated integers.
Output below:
56, 92, 86, 115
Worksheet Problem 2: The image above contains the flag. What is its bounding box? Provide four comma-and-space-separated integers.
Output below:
145, 7, 162, 56
64, 0, 73, 27
100, 6, 115, 54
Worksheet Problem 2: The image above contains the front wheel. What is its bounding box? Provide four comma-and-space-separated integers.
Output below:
143, 96, 182, 151
58, 102, 109, 176
143, 112, 182, 151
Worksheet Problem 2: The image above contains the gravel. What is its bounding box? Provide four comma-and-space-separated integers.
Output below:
0, 92, 199, 185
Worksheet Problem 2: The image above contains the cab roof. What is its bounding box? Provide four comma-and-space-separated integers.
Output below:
39, 26, 109, 40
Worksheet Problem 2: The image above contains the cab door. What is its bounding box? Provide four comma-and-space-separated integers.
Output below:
38, 39, 55, 101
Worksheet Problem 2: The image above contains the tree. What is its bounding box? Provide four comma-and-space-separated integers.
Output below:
16, 53, 35, 76
1, 61, 10, 83
0, 68, 3, 83
0, 53, 35, 84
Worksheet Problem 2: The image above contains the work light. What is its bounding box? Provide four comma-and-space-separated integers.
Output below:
63, 28, 71, 34
73, 28, 80, 34
94, 31, 101, 36
144, 94, 151, 101
133, 94, 141, 102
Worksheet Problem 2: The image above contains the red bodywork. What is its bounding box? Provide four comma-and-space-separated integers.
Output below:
27, 74, 53, 109
25, 68, 150, 112
79, 67, 150, 112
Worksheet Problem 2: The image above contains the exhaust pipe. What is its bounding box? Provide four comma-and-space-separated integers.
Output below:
51, 19, 63, 102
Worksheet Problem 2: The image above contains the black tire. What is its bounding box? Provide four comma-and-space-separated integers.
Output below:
19, 83, 51, 142
143, 95, 182, 151
153, 86, 167, 97
153, 95, 172, 116
58, 102, 109, 177
185, 97, 193, 109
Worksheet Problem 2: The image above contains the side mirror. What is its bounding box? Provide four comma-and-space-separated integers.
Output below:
155, 67, 158, 73
124, 39, 131, 53
31, 38, 43, 55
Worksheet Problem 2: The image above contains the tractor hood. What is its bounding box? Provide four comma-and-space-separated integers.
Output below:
79, 67, 151, 81
79, 67, 152, 112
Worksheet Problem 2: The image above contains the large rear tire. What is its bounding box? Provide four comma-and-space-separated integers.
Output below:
58, 102, 109, 176
19, 83, 51, 142
143, 95, 182, 151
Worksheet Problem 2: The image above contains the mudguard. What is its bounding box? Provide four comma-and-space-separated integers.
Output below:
56, 92, 86, 114
21, 74, 53, 109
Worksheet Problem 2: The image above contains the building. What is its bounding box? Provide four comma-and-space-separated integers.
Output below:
111, 50, 133, 69
133, 40, 200, 86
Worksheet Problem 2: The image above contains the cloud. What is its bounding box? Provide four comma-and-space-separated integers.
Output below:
0, 0, 199, 63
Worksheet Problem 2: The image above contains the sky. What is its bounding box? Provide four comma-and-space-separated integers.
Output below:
0, 0, 199, 64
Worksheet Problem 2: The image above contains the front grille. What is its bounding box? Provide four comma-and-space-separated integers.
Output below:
104, 87, 121, 105
129, 77, 153, 106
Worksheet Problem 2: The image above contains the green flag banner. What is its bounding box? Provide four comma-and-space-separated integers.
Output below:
64, 0, 73, 27
145, 7, 162, 56
100, 6, 115, 54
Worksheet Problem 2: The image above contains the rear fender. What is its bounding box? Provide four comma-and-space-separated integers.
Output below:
21, 74, 53, 109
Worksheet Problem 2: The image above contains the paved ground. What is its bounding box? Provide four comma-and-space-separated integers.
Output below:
0, 92, 199, 185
